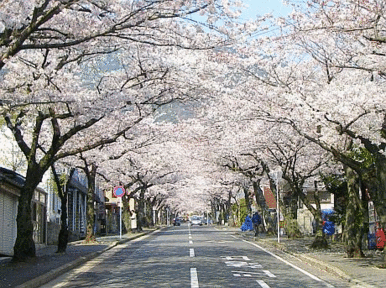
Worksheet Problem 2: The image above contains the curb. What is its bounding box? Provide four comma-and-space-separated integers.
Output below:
292, 253, 378, 288
15, 229, 160, 288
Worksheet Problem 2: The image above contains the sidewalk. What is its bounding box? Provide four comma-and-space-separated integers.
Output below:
0, 228, 158, 288
224, 226, 386, 288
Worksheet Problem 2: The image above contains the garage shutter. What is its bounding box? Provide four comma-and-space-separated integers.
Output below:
0, 192, 17, 256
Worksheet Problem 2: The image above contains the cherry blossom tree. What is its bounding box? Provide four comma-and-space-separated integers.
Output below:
213, 0, 386, 258
0, 0, 257, 260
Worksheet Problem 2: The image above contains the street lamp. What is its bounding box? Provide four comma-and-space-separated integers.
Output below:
270, 170, 282, 243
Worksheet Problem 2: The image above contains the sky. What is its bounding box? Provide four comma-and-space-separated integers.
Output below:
240, 0, 292, 20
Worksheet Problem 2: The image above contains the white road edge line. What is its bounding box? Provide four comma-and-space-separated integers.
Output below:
191, 268, 199, 288
190, 248, 195, 257
236, 236, 334, 287
256, 279, 271, 288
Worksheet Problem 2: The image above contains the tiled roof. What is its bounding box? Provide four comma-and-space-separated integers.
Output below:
263, 186, 277, 209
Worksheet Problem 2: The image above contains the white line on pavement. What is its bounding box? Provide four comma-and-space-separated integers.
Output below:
190, 268, 199, 288
190, 248, 195, 257
189, 240, 193, 244
263, 270, 276, 278
238, 237, 332, 285
256, 280, 271, 288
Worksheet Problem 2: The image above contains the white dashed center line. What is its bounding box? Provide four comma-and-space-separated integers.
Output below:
190, 248, 195, 257
191, 268, 199, 288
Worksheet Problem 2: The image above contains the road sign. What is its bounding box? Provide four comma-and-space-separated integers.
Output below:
113, 186, 126, 198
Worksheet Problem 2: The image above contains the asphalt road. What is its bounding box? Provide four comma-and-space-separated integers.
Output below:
41, 224, 351, 288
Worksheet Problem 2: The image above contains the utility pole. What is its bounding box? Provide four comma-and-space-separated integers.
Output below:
270, 169, 282, 244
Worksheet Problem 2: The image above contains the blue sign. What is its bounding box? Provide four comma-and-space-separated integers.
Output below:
113, 186, 125, 198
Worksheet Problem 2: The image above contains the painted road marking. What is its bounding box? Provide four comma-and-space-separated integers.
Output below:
239, 238, 329, 283
221, 256, 250, 261
225, 261, 262, 268
190, 248, 195, 257
189, 240, 193, 244
191, 268, 199, 288
206, 240, 234, 243
256, 280, 271, 288
225, 261, 250, 268
263, 270, 276, 278
231, 270, 276, 278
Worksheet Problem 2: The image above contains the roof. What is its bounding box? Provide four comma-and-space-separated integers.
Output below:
263, 186, 277, 209
0, 166, 25, 187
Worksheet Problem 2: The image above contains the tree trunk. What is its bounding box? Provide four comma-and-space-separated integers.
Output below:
85, 164, 97, 243
310, 212, 328, 249
252, 180, 274, 234
13, 186, 35, 260
136, 189, 146, 231
13, 167, 43, 261
145, 198, 152, 227
310, 181, 329, 249
121, 195, 131, 233
310, 182, 328, 249
57, 195, 69, 253
57, 168, 75, 253
243, 186, 252, 215
343, 166, 365, 258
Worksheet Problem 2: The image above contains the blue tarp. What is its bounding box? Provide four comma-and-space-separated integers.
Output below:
322, 209, 335, 235
368, 233, 377, 250
322, 220, 335, 235
240, 215, 254, 232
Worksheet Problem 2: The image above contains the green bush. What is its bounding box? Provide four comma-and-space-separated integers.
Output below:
232, 198, 249, 226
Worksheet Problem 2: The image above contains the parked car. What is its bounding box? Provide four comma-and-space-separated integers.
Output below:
201, 217, 212, 225
190, 216, 203, 226
173, 217, 181, 226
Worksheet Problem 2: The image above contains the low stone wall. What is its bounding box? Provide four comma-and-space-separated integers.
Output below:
47, 221, 61, 245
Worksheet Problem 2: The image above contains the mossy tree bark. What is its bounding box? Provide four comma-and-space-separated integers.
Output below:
343, 166, 366, 258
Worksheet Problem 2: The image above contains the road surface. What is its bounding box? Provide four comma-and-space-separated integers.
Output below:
41, 224, 351, 287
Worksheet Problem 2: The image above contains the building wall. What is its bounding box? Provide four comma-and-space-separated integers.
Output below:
0, 171, 47, 256
67, 188, 87, 241
297, 203, 335, 235
0, 190, 18, 256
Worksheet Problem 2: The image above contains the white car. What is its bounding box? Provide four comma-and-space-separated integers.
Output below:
190, 216, 203, 226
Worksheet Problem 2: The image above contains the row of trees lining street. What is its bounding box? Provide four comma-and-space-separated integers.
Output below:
1, 1, 386, 268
